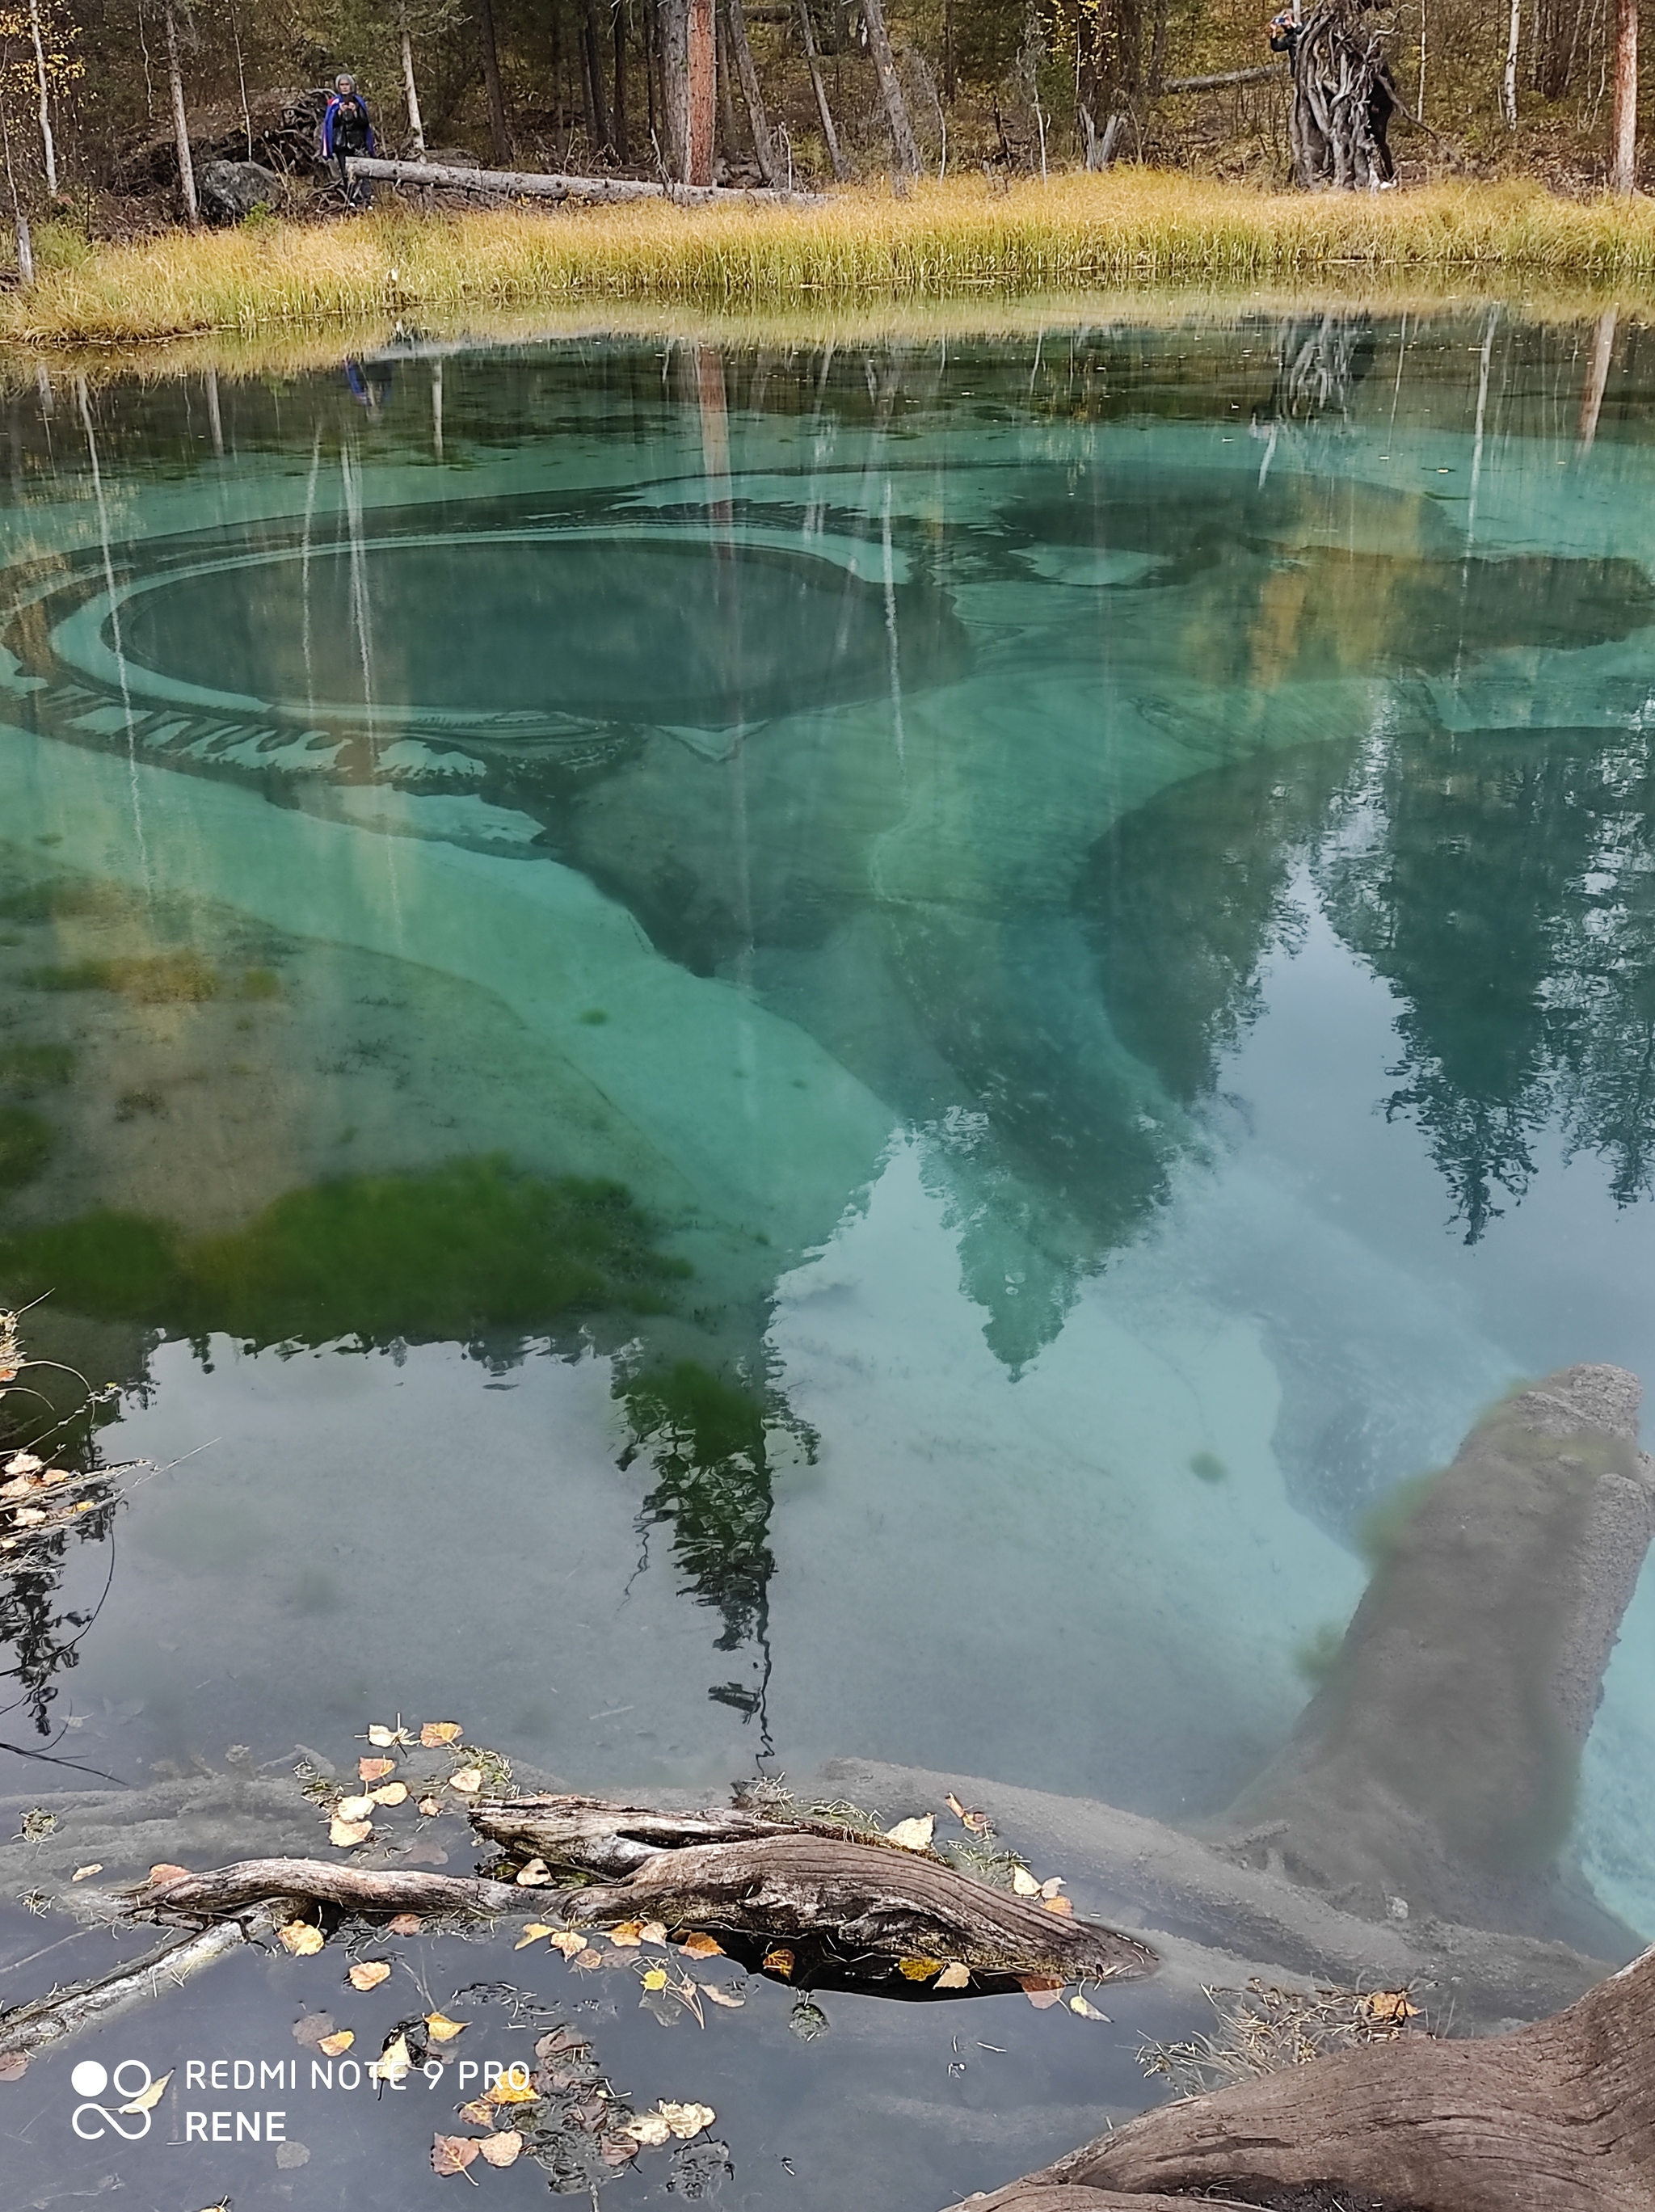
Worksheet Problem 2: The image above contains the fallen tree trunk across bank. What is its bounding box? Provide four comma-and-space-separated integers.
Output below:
345, 154, 825, 207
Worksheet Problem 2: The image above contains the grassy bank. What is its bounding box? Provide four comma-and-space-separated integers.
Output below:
9, 173, 1655, 349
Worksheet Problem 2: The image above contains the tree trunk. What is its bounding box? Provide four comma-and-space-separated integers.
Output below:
27, 0, 57, 197
400, 18, 427, 153
476, 0, 511, 161
1611, 0, 1638, 190
1289, 0, 1399, 187
979, 1940, 1655, 2210
584, 0, 613, 150
797, 0, 846, 177
1504, 0, 1521, 125
859, 0, 920, 172
614, 0, 630, 161
724, 0, 780, 183
687, 0, 717, 181
162, 0, 197, 226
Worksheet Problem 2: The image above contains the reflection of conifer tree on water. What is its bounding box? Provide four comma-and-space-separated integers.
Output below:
617, 1360, 815, 1748
1317, 725, 1655, 1239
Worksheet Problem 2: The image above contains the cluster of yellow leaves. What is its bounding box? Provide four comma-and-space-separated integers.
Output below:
328, 1721, 468, 1848
432, 2129, 523, 2176
1010, 1864, 1072, 1913
0, 1454, 98, 1554
1364, 1990, 1423, 2029
623, 2100, 716, 2146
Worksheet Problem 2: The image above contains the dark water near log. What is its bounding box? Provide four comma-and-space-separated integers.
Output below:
6, 304, 1655, 2204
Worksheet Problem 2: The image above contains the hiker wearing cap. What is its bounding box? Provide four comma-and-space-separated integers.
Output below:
322, 74, 375, 202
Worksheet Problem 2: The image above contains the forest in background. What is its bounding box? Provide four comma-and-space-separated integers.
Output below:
0, 0, 1653, 249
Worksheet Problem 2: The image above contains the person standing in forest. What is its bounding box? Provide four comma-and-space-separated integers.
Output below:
322, 72, 375, 202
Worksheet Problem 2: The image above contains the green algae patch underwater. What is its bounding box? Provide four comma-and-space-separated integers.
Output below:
0, 1156, 690, 1353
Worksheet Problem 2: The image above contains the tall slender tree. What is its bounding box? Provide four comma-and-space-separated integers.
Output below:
162, 0, 197, 225
25, 0, 53, 194
1611, 0, 1637, 190
475, 0, 509, 158
723, 0, 777, 182
861, 0, 919, 171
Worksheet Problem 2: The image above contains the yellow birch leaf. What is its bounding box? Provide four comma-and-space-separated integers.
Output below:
420, 1722, 463, 1746
370, 1781, 409, 1807
516, 1923, 554, 1949
1019, 1975, 1064, 2008
71, 1864, 103, 1882
348, 1961, 392, 1991
366, 1725, 407, 1748
1010, 1866, 1041, 1896
515, 1857, 552, 1886
334, 1794, 376, 1822
478, 2130, 523, 2168
936, 1962, 971, 1989
318, 2030, 355, 2056
898, 1956, 943, 1981
640, 1966, 668, 1991
119, 2070, 171, 2114
1068, 1995, 1110, 2020
548, 1930, 589, 1959
330, 1815, 373, 1848
487, 2073, 538, 2105
659, 2101, 715, 2138
638, 1919, 668, 1947
680, 1932, 724, 1958
149, 1863, 191, 1885
368, 2033, 413, 2086
884, 1814, 934, 1851
387, 1913, 423, 1935
425, 2013, 466, 2042
457, 2098, 493, 2126
1039, 1876, 1064, 1900
278, 1922, 324, 1956
358, 1757, 396, 1784
625, 2111, 672, 2147
448, 1767, 483, 1795
609, 1920, 644, 1947
1042, 1895, 1074, 1915
702, 1985, 744, 2008
570, 1947, 605, 1972
761, 1945, 794, 1978
418, 1797, 442, 1818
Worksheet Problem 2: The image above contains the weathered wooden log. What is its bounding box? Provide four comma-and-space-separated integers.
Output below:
473, 1796, 1156, 1980
1215, 1364, 1655, 1949
977, 1941, 1655, 2212
346, 154, 823, 205
130, 1856, 521, 1923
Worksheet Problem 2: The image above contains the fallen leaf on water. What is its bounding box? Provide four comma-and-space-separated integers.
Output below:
3, 1453, 41, 1477
1019, 1976, 1064, 2009
149, 1863, 190, 1885
0, 2051, 27, 2081
1068, 1995, 1110, 2020
418, 1797, 442, 1818
945, 1792, 993, 1835
279, 1922, 325, 1956
516, 1923, 554, 1949
348, 1961, 392, 1992
1010, 1867, 1041, 1897
367, 1724, 410, 1749
478, 2130, 522, 2168
680, 1932, 724, 1958
761, 1946, 794, 1979
885, 1814, 934, 1852
702, 1985, 744, 2008
425, 2013, 466, 2043
359, 1757, 396, 1784
638, 1919, 668, 1946
318, 2030, 356, 2056
432, 2134, 480, 2176
421, 1721, 463, 1747
640, 1966, 668, 1991
1039, 1877, 1064, 1899
370, 1782, 409, 1808
897, 1957, 942, 1982
936, 1962, 971, 1990
548, 1930, 590, 1959
331, 1815, 373, 1848
1042, 1896, 1074, 1915
659, 2101, 716, 2138
292, 2014, 334, 2047
71, 1864, 103, 1882
609, 1920, 643, 1947
369, 2034, 413, 2087
448, 1767, 483, 1795
457, 2098, 493, 2126
334, 1794, 376, 1823
514, 1857, 551, 1886
570, 1947, 605, 1972
387, 1913, 423, 1936
487, 2074, 537, 2105
625, 2111, 672, 2147
119, 2070, 171, 2115
600, 2131, 640, 2164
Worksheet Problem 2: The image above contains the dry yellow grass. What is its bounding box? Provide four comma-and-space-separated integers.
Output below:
8, 172, 1655, 352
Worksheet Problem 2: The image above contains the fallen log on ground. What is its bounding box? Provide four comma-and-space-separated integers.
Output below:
346, 155, 825, 207
970, 1940, 1655, 2212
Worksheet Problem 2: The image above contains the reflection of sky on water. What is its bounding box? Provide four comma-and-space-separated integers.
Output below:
5, 315, 1655, 2078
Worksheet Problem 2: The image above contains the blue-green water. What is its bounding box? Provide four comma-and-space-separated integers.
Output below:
6, 306, 1655, 2204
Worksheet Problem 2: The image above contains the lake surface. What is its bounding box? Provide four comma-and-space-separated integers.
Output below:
6, 301, 1655, 2206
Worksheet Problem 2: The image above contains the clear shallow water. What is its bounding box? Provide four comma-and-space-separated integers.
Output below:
7, 307, 1655, 2202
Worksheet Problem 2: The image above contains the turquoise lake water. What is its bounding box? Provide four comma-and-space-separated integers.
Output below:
5, 305, 1655, 2205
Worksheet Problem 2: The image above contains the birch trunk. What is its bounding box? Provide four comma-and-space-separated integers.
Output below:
1611, 0, 1638, 190
400, 16, 426, 153
860, 0, 920, 173
162, 0, 197, 226
27, 0, 57, 197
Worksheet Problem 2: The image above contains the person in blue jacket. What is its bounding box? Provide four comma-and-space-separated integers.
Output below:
322, 74, 375, 202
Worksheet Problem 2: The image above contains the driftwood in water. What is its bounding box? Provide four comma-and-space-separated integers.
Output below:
0, 1911, 276, 2065
972, 1940, 1655, 2212
472, 1795, 1155, 1981
1215, 1364, 1655, 1952
346, 154, 823, 206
